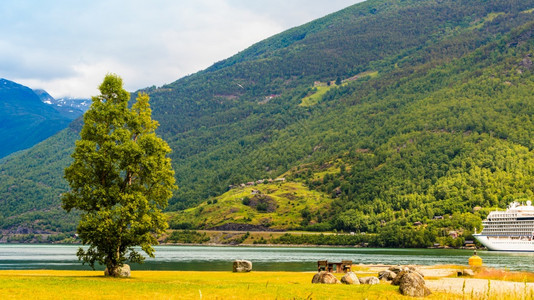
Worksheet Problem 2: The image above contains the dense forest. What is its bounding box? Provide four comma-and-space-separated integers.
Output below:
2, 0, 534, 247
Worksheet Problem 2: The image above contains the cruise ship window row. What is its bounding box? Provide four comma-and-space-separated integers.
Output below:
483, 225, 530, 227
482, 220, 534, 225
484, 227, 534, 229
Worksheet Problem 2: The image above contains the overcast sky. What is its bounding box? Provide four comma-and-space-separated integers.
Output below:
0, 0, 362, 98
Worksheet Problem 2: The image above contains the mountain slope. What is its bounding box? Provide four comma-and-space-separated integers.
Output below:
151, 0, 534, 208
0, 79, 71, 158
169, 19, 534, 239
1, 0, 534, 245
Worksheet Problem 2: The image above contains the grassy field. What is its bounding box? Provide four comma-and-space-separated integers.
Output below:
1, 269, 530, 299
299, 85, 334, 107
0, 270, 404, 299
299, 71, 378, 107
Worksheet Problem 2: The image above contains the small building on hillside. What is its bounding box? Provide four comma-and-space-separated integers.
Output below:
464, 240, 475, 247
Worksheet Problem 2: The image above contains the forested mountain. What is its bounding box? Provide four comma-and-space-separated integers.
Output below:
0, 79, 71, 159
2, 0, 534, 247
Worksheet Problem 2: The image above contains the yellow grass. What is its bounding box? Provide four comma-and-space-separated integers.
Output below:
475, 267, 534, 282
0, 269, 532, 299
0, 270, 403, 300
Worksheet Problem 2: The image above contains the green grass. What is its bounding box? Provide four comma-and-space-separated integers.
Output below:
312, 167, 341, 181
299, 72, 378, 107
300, 85, 335, 107
469, 12, 505, 30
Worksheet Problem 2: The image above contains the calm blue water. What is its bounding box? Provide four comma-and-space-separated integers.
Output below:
1, 245, 533, 272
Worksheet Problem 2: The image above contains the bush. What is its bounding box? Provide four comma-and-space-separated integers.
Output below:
166, 230, 210, 244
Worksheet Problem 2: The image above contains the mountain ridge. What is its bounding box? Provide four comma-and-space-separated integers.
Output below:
33, 89, 88, 120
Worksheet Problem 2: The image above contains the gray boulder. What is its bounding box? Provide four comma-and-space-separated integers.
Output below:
389, 265, 405, 274
389, 265, 424, 277
359, 276, 380, 285
392, 269, 425, 285
378, 270, 397, 281
312, 271, 340, 284
104, 264, 131, 278
233, 260, 252, 272
399, 271, 431, 297
392, 270, 409, 286
341, 272, 360, 285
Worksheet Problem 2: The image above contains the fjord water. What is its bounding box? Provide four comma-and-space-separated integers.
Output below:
1, 245, 534, 272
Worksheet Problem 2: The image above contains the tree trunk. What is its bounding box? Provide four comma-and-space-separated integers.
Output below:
104, 263, 120, 277
104, 244, 121, 277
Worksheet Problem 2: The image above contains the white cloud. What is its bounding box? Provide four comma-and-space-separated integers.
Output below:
1, 0, 361, 98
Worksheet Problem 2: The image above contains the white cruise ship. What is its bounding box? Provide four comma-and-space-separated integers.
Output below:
473, 201, 534, 251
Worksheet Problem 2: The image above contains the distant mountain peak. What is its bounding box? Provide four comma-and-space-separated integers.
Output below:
33, 89, 55, 105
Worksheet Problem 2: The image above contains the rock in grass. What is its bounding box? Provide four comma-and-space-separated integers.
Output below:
233, 260, 252, 272
359, 276, 380, 285
389, 265, 405, 274
341, 272, 360, 285
312, 271, 340, 284
392, 270, 424, 285
378, 270, 396, 281
104, 264, 131, 278
389, 265, 424, 277
398, 271, 431, 297
391, 271, 407, 285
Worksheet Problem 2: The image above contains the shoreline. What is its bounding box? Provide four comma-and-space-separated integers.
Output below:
0, 240, 482, 250
1, 229, 484, 250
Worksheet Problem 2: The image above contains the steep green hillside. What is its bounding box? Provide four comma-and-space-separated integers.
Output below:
2, 0, 534, 247
169, 181, 332, 231
0, 79, 71, 158
155, 0, 534, 210
0, 122, 80, 233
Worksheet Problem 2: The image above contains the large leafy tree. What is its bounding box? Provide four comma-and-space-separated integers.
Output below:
62, 74, 176, 276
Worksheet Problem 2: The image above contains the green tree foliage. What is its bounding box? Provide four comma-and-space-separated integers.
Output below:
165, 230, 210, 244
62, 74, 176, 276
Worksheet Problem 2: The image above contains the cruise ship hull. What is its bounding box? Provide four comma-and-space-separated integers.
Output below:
473, 234, 534, 252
